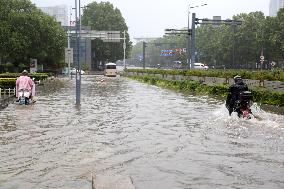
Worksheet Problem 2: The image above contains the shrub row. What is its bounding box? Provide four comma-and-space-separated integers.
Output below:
0, 78, 17, 89
0, 73, 49, 81
127, 75, 284, 107
126, 69, 284, 82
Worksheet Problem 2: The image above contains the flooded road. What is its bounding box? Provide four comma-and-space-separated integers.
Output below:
1, 75, 284, 189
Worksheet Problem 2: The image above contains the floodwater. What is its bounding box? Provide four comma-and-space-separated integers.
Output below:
0, 75, 284, 189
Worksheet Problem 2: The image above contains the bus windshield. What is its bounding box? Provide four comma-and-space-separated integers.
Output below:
106, 65, 116, 69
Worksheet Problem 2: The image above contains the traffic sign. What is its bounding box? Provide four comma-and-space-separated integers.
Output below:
65, 48, 73, 64
260, 55, 264, 60
271, 61, 276, 66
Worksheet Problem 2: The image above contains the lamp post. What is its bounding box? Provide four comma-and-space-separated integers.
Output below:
123, 30, 126, 70
187, 3, 207, 69
74, 0, 82, 105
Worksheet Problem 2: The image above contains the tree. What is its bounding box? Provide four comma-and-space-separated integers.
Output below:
129, 10, 284, 70
82, 2, 132, 70
131, 34, 188, 68
195, 11, 269, 69
0, 0, 67, 72
264, 8, 284, 65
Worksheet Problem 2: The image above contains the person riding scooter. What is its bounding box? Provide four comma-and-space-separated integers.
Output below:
16, 70, 34, 102
226, 75, 249, 117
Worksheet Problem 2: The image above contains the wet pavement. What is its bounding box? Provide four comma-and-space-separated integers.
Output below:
0, 75, 284, 189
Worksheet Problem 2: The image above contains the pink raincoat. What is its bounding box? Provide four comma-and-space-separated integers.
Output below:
16, 76, 33, 98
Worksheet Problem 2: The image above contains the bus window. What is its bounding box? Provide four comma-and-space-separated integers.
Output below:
106, 65, 116, 69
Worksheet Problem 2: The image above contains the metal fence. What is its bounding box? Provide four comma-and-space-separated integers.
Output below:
0, 88, 16, 99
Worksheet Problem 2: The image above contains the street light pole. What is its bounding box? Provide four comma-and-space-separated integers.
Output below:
187, 5, 191, 69
123, 30, 126, 70
68, 7, 73, 79
187, 5, 196, 68
75, 0, 82, 105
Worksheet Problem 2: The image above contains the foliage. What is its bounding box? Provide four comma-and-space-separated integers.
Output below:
196, 10, 284, 69
131, 34, 187, 68
0, 73, 48, 81
0, 0, 67, 71
82, 2, 132, 68
130, 9, 284, 69
125, 68, 284, 81
251, 88, 284, 106
81, 63, 89, 71
0, 78, 17, 89
4, 62, 14, 72
127, 75, 284, 106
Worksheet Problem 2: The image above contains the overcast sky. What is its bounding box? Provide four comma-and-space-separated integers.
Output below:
31, 0, 270, 40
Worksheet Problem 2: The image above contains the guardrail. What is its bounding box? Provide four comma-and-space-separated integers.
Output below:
0, 88, 16, 99
0, 88, 16, 110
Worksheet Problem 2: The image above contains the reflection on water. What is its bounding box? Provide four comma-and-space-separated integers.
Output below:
0, 75, 284, 189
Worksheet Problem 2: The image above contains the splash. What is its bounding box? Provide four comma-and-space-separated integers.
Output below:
211, 102, 284, 129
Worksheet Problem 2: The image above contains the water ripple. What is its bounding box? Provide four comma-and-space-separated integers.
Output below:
0, 75, 283, 189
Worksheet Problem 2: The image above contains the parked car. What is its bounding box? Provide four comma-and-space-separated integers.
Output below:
70, 68, 85, 75
193, 63, 208, 70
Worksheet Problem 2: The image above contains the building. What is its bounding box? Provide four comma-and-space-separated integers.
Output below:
269, 0, 284, 17
39, 5, 69, 26
63, 26, 92, 71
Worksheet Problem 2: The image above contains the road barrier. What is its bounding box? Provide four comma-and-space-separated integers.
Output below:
0, 88, 16, 99
0, 88, 16, 110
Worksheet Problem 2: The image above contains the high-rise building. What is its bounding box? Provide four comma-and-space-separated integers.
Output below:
270, 0, 284, 17
40, 5, 69, 26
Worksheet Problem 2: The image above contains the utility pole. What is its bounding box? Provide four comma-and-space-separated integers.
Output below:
75, 0, 82, 105
142, 41, 147, 69
123, 30, 126, 70
190, 13, 196, 69
67, 30, 71, 78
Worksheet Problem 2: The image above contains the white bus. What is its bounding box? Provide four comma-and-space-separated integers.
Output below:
104, 63, 117, 77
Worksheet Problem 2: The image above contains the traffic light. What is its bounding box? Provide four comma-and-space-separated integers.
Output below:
143, 41, 147, 48
188, 29, 192, 36
195, 18, 199, 25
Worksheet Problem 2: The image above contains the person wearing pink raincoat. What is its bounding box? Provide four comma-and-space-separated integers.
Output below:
16, 70, 34, 101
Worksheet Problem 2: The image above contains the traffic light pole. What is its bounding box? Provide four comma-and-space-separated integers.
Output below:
164, 29, 192, 69
195, 17, 242, 69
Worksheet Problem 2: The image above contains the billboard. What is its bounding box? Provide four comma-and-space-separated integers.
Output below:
160, 49, 174, 57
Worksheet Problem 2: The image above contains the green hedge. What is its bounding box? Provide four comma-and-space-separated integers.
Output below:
0, 73, 48, 81
126, 69, 284, 81
127, 75, 284, 107
128, 75, 228, 97
0, 78, 17, 89
251, 89, 284, 106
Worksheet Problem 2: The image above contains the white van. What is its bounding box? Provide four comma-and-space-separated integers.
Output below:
104, 63, 117, 77
193, 63, 208, 70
